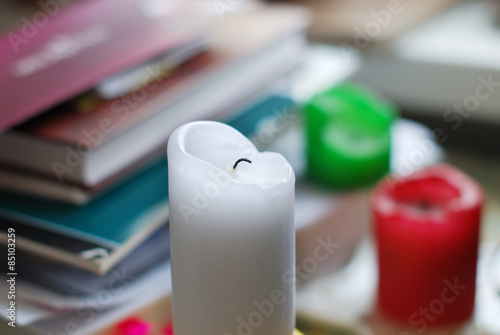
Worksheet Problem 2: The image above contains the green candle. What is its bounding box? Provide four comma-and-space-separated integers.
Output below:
304, 84, 397, 189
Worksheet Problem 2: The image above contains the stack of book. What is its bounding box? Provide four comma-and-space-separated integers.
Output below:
0, 0, 308, 333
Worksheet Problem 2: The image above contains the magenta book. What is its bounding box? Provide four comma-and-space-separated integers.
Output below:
0, 0, 204, 132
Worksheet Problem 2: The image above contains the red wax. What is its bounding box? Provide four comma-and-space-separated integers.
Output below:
372, 164, 483, 327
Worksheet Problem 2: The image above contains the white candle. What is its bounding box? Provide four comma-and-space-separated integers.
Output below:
168, 121, 295, 335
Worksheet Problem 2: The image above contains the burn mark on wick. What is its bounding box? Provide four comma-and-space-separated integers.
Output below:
233, 158, 252, 170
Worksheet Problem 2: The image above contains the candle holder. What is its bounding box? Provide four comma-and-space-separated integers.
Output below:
304, 83, 397, 189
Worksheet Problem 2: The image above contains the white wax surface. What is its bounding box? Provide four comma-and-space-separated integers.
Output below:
168, 121, 295, 335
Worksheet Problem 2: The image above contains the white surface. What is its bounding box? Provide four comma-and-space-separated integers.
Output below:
296, 238, 377, 325
475, 242, 500, 334
350, 1, 500, 123
391, 118, 444, 177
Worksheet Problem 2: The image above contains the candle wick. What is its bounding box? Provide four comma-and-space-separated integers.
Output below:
233, 158, 252, 170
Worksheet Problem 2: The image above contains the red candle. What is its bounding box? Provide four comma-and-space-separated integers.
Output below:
372, 164, 483, 329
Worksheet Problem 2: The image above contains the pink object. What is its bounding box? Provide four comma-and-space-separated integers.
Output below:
115, 317, 152, 335
0, 0, 203, 132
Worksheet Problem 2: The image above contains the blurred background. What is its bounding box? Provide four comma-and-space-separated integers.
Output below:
0, 0, 499, 334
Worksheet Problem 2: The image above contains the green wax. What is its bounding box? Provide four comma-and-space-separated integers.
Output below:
304, 83, 397, 189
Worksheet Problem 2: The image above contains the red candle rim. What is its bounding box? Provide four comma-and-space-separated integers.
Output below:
372, 164, 483, 221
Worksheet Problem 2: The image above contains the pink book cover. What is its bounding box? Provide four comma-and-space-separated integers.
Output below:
0, 0, 205, 132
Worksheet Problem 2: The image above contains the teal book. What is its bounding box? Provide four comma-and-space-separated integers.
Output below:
0, 95, 295, 274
